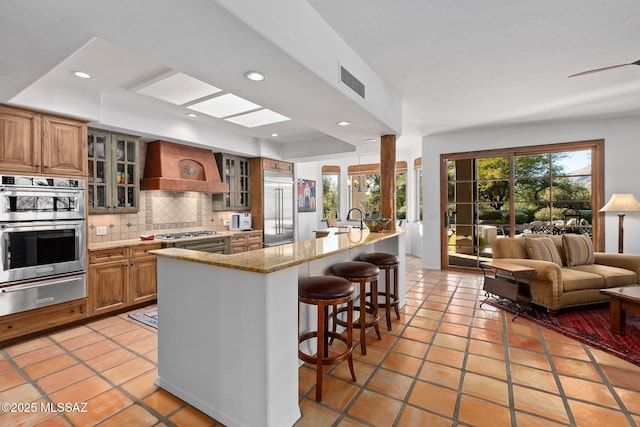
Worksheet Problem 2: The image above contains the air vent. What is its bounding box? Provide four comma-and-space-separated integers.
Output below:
340, 66, 365, 99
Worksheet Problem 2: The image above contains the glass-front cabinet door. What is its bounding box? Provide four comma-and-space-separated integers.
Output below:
88, 128, 140, 214
113, 134, 138, 211
213, 153, 250, 211
88, 129, 109, 211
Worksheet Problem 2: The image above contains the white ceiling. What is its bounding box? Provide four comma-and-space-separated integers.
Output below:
2, 0, 640, 160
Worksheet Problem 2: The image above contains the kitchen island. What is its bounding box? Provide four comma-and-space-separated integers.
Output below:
151, 228, 405, 427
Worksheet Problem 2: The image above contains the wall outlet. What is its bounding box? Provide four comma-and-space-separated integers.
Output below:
223, 220, 229, 226
96, 226, 108, 236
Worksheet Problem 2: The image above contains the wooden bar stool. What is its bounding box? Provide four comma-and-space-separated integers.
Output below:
331, 261, 381, 355
358, 252, 400, 331
298, 276, 356, 401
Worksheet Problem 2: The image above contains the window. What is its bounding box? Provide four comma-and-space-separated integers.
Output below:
442, 140, 603, 269
415, 158, 422, 221
321, 165, 340, 219
347, 162, 407, 218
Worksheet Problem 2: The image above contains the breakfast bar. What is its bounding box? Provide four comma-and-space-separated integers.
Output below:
151, 229, 405, 427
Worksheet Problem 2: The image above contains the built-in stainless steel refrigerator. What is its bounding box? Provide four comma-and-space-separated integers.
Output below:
263, 170, 294, 247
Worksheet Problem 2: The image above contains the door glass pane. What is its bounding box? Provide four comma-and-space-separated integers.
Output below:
127, 187, 134, 207
95, 137, 106, 159
127, 141, 136, 161
515, 153, 550, 178
477, 156, 509, 179
116, 140, 125, 161
127, 164, 134, 184
97, 186, 106, 208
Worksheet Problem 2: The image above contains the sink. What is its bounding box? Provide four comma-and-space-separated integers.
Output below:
362, 218, 391, 232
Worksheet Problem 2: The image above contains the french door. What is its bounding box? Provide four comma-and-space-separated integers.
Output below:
440, 140, 604, 270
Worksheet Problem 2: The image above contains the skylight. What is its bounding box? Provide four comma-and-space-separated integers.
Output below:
136, 72, 222, 105
225, 109, 290, 128
187, 93, 261, 118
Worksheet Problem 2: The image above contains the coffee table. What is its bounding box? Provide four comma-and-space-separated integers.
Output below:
480, 261, 535, 321
600, 285, 640, 335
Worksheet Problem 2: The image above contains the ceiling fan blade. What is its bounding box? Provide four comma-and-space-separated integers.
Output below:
569, 60, 640, 78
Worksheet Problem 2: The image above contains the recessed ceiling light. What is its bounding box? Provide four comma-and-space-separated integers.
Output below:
337, 121, 351, 126
186, 113, 198, 118
365, 138, 376, 143
245, 71, 266, 82
73, 71, 91, 79
271, 133, 279, 137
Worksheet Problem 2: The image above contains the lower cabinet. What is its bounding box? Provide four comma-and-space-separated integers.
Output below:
88, 244, 160, 316
231, 231, 263, 253
0, 299, 87, 342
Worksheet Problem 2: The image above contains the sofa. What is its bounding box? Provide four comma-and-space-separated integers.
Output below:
490, 234, 640, 312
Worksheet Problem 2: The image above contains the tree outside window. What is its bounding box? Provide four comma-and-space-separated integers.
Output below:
322, 169, 339, 219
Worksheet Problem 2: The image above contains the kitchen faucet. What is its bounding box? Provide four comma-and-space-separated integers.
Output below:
346, 208, 365, 230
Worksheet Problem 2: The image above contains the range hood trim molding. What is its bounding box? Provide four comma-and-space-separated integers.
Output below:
141, 140, 230, 194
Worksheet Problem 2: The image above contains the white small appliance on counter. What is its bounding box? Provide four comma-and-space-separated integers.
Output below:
229, 212, 252, 231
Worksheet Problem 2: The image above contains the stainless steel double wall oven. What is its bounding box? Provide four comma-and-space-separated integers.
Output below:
0, 175, 86, 316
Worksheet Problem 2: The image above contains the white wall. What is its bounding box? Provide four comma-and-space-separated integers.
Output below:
421, 115, 640, 269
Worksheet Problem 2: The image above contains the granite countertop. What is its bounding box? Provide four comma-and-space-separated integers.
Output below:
150, 228, 403, 274
88, 230, 261, 251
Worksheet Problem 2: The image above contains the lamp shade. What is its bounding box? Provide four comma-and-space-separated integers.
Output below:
599, 194, 640, 212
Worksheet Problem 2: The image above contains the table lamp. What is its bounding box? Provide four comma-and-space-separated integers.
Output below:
599, 193, 640, 253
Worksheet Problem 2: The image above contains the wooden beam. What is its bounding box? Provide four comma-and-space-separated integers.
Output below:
380, 135, 396, 231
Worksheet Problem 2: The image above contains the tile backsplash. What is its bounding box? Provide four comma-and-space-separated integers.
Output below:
88, 140, 231, 243
88, 190, 229, 243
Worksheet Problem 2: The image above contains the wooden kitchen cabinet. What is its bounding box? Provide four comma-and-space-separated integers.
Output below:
261, 157, 293, 173
213, 153, 251, 211
231, 231, 263, 253
0, 299, 87, 342
89, 257, 129, 316
0, 104, 87, 176
88, 244, 160, 316
88, 128, 140, 214
129, 245, 159, 305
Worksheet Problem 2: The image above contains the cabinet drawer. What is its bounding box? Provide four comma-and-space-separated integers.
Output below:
246, 231, 263, 242
0, 299, 87, 342
232, 234, 249, 243
130, 244, 161, 258
89, 248, 128, 263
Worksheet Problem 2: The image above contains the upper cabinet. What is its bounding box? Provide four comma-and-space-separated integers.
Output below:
0, 105, 87, 176
261, 158, 293, 174
88, 128, 140, 214
213, 153, 251, 211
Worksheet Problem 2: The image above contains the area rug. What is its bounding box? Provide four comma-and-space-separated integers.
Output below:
485, 299, 640, 367
128, 308, 158, 329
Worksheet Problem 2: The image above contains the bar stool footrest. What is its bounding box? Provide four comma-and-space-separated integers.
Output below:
299, 331, 354, 365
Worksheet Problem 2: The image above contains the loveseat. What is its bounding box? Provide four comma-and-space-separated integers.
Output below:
490, 234, 640, 312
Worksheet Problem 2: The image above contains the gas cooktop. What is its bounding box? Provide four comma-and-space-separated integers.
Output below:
155, 230, 217, 240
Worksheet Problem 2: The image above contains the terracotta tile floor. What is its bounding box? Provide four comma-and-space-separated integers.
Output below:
2, 255, 640, 426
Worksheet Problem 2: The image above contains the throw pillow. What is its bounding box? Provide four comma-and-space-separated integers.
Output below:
562, 234, 595, 267
524, 237, 563, 266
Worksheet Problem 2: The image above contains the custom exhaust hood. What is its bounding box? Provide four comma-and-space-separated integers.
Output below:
141, 140, 229, 193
